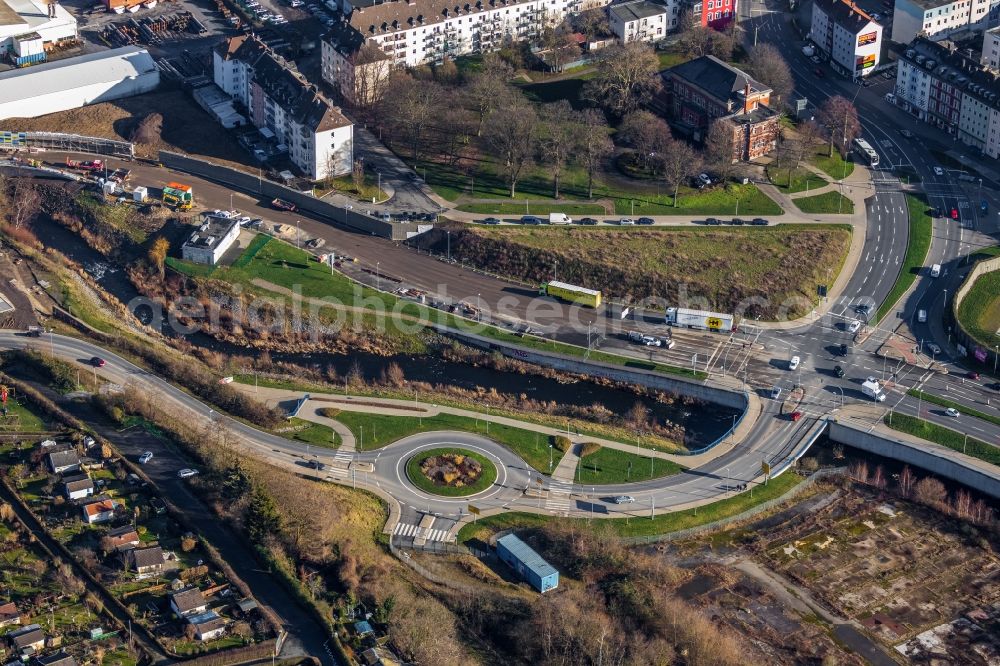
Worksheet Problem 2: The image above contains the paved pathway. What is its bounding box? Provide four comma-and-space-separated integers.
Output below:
550, 442, 581, 483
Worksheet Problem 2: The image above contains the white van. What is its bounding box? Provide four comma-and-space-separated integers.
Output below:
930, 264, 942, 278
549, 213, 572, 225
917, 309, 927, 323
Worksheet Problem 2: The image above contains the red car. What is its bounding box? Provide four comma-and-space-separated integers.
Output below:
951, 208, 959, 220
790, 411, 803, 422
968, 371, 980, 380
271, 198, 297, 212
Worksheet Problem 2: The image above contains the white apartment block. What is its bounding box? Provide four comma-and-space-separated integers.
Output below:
340, 0, 596, 67
982, 25, 1000, 70
214, 35, 353, 180
321, 29, 393, 107
891, 0, 991, 44
608, 0, 672, 43
811, 0, 883, 78
894, 37, 1000, 158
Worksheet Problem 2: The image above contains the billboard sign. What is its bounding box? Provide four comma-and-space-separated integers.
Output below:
856, 53, 876, 71
858, 31, 878, 46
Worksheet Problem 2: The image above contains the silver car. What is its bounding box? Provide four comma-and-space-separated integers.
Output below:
614, 495, 635, 504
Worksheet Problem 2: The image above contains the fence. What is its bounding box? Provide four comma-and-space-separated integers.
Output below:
158, 151, 429, 241
0, 131, 134, 158
950, 254, 1000, 370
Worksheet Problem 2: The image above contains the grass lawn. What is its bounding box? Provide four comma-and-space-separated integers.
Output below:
810, 148, 855, 180
0, 400, 49, 432
284, 417, 341, 448
613, 183, 783, 216
456, 202, 606, 215
405, 447, 498, 496
885, 412, 1000, 466
875, 195, 933, 322
458, 472, 804, 543
794, 191, 854, 214
955, 266, 1000, 349
768, 167, 828, 194
467, 224, 851, 320
575, 446, 683, 485
907, 389, 1000, 428
320, 173, 387, 202
333, 410, 557, 473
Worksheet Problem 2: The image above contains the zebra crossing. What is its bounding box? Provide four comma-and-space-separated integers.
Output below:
331, 448, 354, 464
546, 481, 572, 514
393, 522, 452, 543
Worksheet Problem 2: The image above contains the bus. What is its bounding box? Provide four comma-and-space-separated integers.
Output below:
539, 281, 602, 308
852, 138, 880, 167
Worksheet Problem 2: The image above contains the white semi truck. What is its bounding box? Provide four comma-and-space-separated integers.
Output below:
665, 307, 737, 332
861, 379, 886, 402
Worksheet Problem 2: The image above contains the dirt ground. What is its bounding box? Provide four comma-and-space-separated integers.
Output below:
0, 90, 255, 172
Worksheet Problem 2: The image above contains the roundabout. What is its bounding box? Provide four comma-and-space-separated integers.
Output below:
405, 446, 498, 497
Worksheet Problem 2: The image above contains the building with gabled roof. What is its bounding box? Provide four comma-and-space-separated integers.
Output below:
125, 546, 167, 577
6, 624, 44, 654
0, 602, 19, 629
104, 525, 140, 551
213, 35, 353, 180
81, 497, 122, 524
61, 474, 94, 501
35, 651, 77, 666
169, 587, 208, 618
47, 450, 80, 475
608, 0, 673, 43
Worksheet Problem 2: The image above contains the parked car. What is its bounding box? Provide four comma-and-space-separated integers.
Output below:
730, 218, 745, 225
90, 356, 106, 367
618, 218, 635, 225
834, 365, 845, 378
770, 386, 782, 399
614, 495, 635, 504
788, 356, 800, 371
697, 173, 712, 187
750, 218, 769, 226
933, 166, 945, 176
705, 217, 722, 225
637, 217, 655, 225
481, 217, 501, 225
790, 411, 803, 422
178, 468, 200, 478
138, 451, 153, 464
520, 215, 543, 225
945, 407, 960, 417
579, 217, 599, 225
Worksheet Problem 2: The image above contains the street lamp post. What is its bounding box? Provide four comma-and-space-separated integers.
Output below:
446, 230, 451, 262
376, 261, 380, 290
725, 466, 731, 497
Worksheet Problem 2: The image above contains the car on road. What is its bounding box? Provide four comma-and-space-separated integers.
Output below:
308, 460, 326, 470
848, 319, 862, 334
899, 129, 914, 139
788, 356, 801, 370
614, 495, 635, 504
933, 166, 945, 176
705, 217, 722, 225
967, 371, 980, 380
988, 382, 1000, 392
839, 343, 850, 356
618, 217, 635, 225
730, 217, 745, 225
854, 303, 871, 315
927, 343, 941, 355
951, 208, 959, 220
138, 451, 153, 464
481, 217, 501, 225
750, 218, 769, 226
790, 411, 803, 422
770, 386, 782, 399
637, 217, 655, 225
945, 407, 960, 418
642, 335, 661, 347
834, 365, 845, 378
90, 356, 106, 367
520, 215, 543, 225
579, 217, 599, 225
928, 206, 942, 217
177, 468, 199, 478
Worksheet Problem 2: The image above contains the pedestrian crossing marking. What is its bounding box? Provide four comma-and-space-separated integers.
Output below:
393, 522, 452, 542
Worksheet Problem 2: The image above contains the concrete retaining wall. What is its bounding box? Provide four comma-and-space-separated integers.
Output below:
158, 151, 429, 241
829, 420, 1000, 498
441, 327, 747, 410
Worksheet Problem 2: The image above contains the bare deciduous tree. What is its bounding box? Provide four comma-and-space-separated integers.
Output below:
466, 53, 515, 136
577, 109, 614, 199
913, 477, 947, 507
817, 95, 861, 158
619, 111, 671, 173
485, 94, 539, 198
379, 74, 446, 160
747, 44, 794, 109
703, 118, 736, 181
661, 137, 701, 207
539, 101, 579, 198
584, 42, 662, 117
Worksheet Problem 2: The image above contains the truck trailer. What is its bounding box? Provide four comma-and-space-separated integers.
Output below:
162, 183, 194, 210
861, 379, 886, 402
665, 307, 736, 332
65, 158, 104, 172
539, 281, 602, 308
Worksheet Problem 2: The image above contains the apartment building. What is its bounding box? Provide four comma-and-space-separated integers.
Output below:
811, 0, 883, 78
608, 0, 674, 43
891, 0, 990, 44
684, 0, 737, 30
982, 25, 1000, 70
660, 55, 779, 160
321, 25, 393, 107
332, 0, 598, 68
214, 35, 353, 180
894, 37, 1000, 158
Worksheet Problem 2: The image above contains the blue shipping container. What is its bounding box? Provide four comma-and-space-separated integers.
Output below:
496, 534, 559, 593
14, 52, 46, 66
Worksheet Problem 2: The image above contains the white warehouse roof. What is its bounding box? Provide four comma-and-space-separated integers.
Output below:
0, 46, 158, 118
0, 0, 76, 45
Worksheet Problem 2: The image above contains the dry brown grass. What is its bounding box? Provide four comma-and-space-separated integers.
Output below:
0, 91, 254, 171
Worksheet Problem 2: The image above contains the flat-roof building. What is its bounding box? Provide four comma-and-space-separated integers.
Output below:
0, 0, 77, 58
891, 0, 990, 45
0, 46, 159, 121
181, 217, 240, 266
608, 0, 673, 43
811, 0, 883, 78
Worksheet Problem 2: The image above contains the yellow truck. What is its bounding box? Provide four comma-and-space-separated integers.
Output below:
539, 281, 602, 308
162, 182, 194, 210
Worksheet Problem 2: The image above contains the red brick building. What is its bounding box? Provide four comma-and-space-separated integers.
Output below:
660, 55, 779, 161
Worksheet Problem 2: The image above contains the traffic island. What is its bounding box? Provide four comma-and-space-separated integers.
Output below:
406, 447, 498, 497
